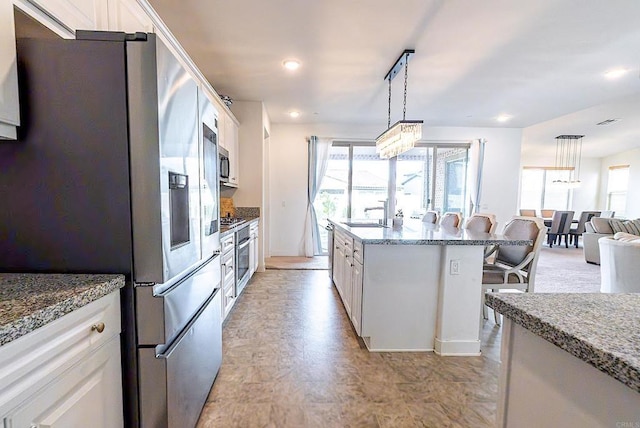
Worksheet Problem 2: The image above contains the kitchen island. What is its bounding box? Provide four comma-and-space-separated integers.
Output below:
486, 293, 640, 427
329, 219, 532, 356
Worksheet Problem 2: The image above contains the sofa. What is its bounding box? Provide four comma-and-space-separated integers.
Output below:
583, 217, 640, 264
599, 232, 640, 293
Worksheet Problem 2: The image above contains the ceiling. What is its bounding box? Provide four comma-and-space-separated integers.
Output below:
148, 0, 640, 158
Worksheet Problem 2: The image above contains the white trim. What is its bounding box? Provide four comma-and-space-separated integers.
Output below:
434, 338, 482, 356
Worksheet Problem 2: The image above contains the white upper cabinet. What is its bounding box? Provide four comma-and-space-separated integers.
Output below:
29, 0, 100, 31
106, 0, 153, 33
1, 0, 19, 140
225, 114, 239, 186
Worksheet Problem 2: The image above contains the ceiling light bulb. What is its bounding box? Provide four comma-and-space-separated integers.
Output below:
289, 111, 300, 118
283, 60, 301, 71
604, 68, 628, 79
496, 114, 511, 122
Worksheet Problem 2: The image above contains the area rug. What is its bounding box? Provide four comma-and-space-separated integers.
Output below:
534, 245, 600, 293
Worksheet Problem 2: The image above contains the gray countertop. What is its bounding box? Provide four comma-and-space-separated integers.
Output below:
220, 215, 259, 237
486, 292, 640, 394
0, 273, 125, 347
330, 218, 532, 246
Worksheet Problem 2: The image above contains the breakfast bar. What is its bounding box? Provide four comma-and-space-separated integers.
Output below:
329, 219, 532, 356
486, 293, 640, 426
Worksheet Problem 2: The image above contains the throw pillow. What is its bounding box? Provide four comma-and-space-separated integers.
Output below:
591, 217, 613, 234
614, 232, 640, 243
610, 219, 640, 235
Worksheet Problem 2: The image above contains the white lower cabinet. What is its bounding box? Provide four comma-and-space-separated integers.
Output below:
0, 291, 123, 427
351, 259, 363, 336
249, 221, 259, 276
221, 232, 236, 320
5, 336, 122, 428
331, 230, 363, 335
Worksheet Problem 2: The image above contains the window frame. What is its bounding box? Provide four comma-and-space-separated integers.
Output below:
520, 166, 574, 212
606, 165, 629, 215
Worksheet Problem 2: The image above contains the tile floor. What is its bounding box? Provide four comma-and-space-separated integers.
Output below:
197, 270, 503, 427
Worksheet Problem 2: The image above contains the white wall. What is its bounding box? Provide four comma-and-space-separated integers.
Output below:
520, 153, 602, 214
230, 101, 270, 269
599, 148, 640, 218
269, 123, 523, 256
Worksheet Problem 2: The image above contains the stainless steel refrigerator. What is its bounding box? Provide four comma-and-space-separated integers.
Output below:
0, 31, 222, 427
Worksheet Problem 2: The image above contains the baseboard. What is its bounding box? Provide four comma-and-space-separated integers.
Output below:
434, 338, 481, 356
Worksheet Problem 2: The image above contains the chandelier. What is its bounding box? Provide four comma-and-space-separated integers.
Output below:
376, 50, 423, 159
553, 134, 584, 188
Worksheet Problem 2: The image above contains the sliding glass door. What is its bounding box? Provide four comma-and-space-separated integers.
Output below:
314, 142, 470, 253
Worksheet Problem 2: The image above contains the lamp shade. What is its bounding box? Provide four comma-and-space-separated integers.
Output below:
375, 120, 423, 159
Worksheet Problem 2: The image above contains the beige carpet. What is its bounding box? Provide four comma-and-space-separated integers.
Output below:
534, 245, 600, 293
265, 256, 328, 270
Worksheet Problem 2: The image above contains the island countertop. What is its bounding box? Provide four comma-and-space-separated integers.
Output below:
486, 292, 640, 394
0, 273, 125, 347
329, 218, 532, 246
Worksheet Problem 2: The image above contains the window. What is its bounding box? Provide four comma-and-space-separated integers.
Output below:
607, 165, 629, 217
395, 146, 469, 218
520, 167, 572, 212
314, 142, 470, 254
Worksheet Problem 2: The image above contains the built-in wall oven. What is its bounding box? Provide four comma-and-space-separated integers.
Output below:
236, 224, 251, 295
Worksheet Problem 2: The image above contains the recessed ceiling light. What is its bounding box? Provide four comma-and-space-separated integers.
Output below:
283, 60, 301, 71
604, 68, 628, 79
289, 111, 300, 118
496, 114, 511, 122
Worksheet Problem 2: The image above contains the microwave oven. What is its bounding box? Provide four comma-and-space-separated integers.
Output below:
219, 146, 230, 183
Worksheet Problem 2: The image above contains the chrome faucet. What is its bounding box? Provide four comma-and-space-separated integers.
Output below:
363, 199, 389, 226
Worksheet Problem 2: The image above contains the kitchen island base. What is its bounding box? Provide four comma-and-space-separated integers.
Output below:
329, 218, 525, 356
360, 243, 484, 355
497, 320, 640, 427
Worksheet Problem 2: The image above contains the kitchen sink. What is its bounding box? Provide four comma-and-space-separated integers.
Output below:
342, 222, 389, 228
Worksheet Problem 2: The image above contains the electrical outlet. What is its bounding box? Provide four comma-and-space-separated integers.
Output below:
450, 259, 460, 275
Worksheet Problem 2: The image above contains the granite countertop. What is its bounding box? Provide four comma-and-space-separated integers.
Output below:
220, 215, 260, 236
0, 273, 125, 347
486, 293, 640, 393
330, 218, 532, 246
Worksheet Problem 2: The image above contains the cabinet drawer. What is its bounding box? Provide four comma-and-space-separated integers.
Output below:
222, 284, 236, 318
0, 292, 120, 415
221, 234, 235, 255
353, 240, 363, 263
222, 250, 234, 281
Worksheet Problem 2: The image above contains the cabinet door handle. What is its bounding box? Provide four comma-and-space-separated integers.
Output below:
91, 322, 105, 333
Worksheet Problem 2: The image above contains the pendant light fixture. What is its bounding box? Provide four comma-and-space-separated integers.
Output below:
553, 134, 584, 188
375, 49, 423, 159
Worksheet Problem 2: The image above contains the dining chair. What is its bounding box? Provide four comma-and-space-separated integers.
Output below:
421, 210, 439, 224
546, 210, 575, 248
440, 212, 462, 228
519, 209, 536, 217
482, 216, 546, 324
569, 211, 601, 248
464, 213, 497, 234
540, 209, 555, 219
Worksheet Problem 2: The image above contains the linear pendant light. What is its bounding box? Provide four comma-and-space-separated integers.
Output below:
376, 49, 423, 159
553, 134, 584, 188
